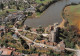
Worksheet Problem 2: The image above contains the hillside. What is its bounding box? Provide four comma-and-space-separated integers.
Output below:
63, 4, 80, 32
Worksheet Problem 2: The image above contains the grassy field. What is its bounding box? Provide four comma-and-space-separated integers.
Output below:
35, 0, 52, 4
0, 7, 24, 16
63, 4, 80, 30
0, 9, 17, 15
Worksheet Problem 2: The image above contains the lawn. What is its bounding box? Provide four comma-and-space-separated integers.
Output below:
70, 5, 80, 13
0, 9, 17, 15
0, 8, 24, 16
35, 0, 52, 4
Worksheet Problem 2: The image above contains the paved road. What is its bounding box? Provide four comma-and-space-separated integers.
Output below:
13, 26, 56, 49
16, 28, 49, 37
65, 48, 80, 56
13, 26, 80, 56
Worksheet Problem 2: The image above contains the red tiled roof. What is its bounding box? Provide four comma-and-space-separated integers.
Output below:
30, 53, 39, 56
41, 54, 47, 56
40, 40, 46, 44
46, 42, 53, 46
13, 52, 22, 56
0, 48, 13, 55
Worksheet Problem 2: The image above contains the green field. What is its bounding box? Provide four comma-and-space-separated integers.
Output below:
0, 8, 24, 16
70, 4, 80, 13
0, 9, 17, 15
35, 0, 53, 4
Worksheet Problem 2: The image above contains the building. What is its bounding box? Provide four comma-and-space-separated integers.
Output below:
29, 53, 39, 56
0, 48, 13, 56
3, 12, 25, 24
49, 23, 59, 42
25, 6, 36, 13
57, 40, 65, 52
0, 47, 23, 56
40, 54, 48, 56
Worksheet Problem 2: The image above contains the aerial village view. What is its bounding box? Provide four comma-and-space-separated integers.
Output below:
0, 0, 80, 56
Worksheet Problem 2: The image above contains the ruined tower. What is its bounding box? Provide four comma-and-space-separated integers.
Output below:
49, 23, 58, 42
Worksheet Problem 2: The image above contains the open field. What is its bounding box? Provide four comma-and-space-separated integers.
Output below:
0, 7, 24, 16
35, 0, 53, 4
63, 4, 80, 31
0, 9, 17, 16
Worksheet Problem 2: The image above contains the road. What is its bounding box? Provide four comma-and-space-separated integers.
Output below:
13, 26, 80, 56
13, 26, 56, 49
15, 28, 49, 37
65, 48, 80, 56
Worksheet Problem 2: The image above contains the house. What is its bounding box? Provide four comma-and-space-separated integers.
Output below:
3, 11, 25, 24
0, 48, 13, 56
12, 34, 18, 40
40, 54, 48, 56
13, 51, 23, 56
46, 42, 54, 46
57, 40, 65, 52
0, 26, 5, 31
40, 40, 46, 44
0, 47, 23, 56
29, 53, 39, 56
25, 6, 36, 13
31, 28, 37, 32
7, 47, 16, 51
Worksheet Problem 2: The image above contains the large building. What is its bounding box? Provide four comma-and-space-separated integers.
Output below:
49, 23, 59, 42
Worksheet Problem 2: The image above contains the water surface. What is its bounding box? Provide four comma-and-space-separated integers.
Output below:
24, 0, 80, 27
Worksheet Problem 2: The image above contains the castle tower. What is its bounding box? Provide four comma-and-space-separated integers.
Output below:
49, 23, 58, 42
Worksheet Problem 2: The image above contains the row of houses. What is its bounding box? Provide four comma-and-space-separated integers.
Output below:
0, 46, 23, 56
0, 11, 26, 25
0, 46, 52, 56
3, 11, 25, 24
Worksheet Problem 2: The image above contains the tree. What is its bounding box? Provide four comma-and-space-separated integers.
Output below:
22, 50, 30, 54
30, 47, 37, 53
11, 39, 16, 44
59, 26, 79, 49
36, 26, 44, 33
37, 35, 43, 40
16, 6, 20, 10
23, 43, 29, 49
0, 3, 4, 10
28, 12, 33, 16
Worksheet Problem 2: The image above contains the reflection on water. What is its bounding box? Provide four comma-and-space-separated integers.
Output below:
24, 0, 80, 27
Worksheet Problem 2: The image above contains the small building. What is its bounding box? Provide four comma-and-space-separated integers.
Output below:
25, 6, 36, 13
40, 40, 46, 44
29, 53, 39, 56
0, 48, 13, 56
49, 23, 59, 42
57, 40, 65, 52
0, 47, 23, 56
13, 51, 23, 56
46, 42, 54, 46
12, 34, 18, 40
40, 54, 48, 56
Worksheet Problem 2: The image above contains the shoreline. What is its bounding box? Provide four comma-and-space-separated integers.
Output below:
27, 0, 62, 19
24, 0, 79, 27
62, 4, 80, 34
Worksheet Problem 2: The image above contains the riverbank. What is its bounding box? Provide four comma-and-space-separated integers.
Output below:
28, 0, 61, 18
63, 4, 80, 33
36, 0, 61, 13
